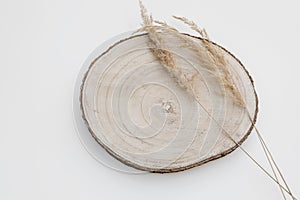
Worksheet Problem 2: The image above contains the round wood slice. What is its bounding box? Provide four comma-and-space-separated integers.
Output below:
80, 33, 258, 173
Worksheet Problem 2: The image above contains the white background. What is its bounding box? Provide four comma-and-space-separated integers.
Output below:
0, 0, 299, 199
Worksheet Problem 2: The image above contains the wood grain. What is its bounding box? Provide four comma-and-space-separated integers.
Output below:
80, 33, 258, 173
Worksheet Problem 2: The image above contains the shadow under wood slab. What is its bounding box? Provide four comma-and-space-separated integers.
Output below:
79, 33, 258, 173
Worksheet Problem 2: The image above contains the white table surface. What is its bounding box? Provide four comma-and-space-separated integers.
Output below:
1, 0, 299, 199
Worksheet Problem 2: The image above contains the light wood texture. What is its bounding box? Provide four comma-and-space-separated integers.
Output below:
80, 33, 258, 173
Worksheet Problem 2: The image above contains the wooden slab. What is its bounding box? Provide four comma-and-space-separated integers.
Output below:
80, 33, 258, 173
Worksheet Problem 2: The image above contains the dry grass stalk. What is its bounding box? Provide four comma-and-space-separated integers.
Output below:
152, 20, 215, 74
139, 1, 244, 106
173, 16, 244, 106
138, 4, 295, 198
139, 0, 193, 93
173, 16, 209, 40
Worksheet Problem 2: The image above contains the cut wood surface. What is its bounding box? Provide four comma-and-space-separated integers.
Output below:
80, 33, 258, 173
